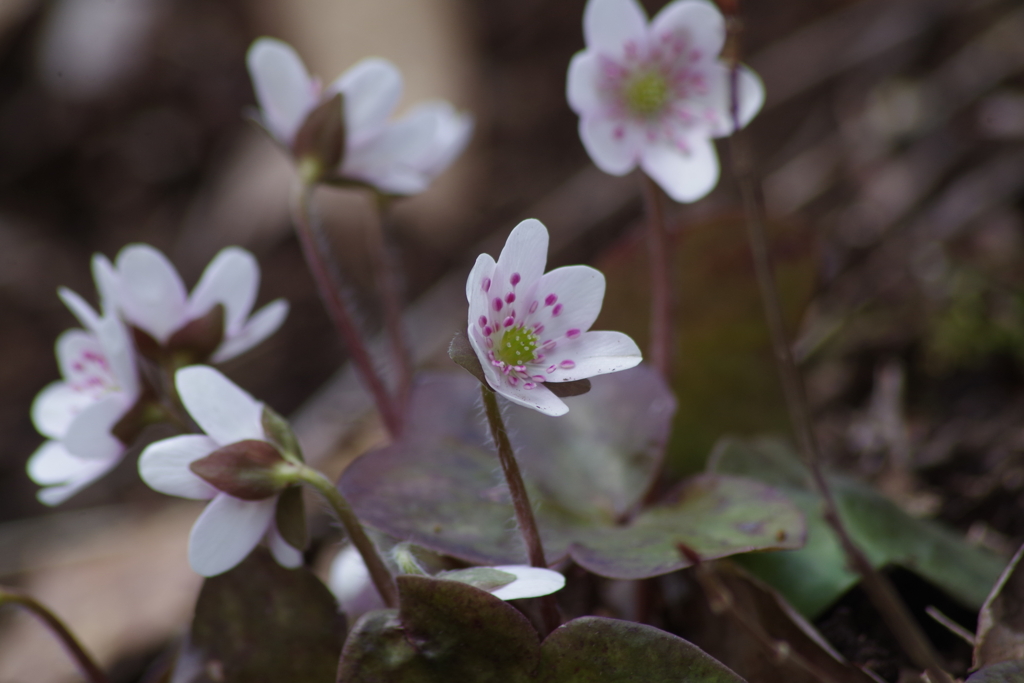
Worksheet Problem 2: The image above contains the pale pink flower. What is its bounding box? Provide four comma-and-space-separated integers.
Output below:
466, 219, 642, 416
567, 0, 764, 202
246, 37, 473, 195
138, 365, 301, 576
93, 244, 288, 363
27, 293, 140, 505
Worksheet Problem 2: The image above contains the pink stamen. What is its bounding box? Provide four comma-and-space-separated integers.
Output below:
482, 277, 491, 292
505, 292, 516, 304
545, 294, 557, 306
566, 329, 581, 339
478, 316, 488, 328
492, 297, 503, 312
547, 365, 557, 374
510, 272, 521, 286
509, 375, 519, 386
533, 324, 545, 334
524, 382, 535, 390
503, 316, 515, 328
529, 301, 538, 314
560, 360, 576, 369
484, 326, 493, 336
552, 304, 563, 316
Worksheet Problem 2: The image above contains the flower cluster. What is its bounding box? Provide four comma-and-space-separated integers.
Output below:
247, 37, 473, 195
567, 0, 764, 202
27, 245, 287, 505
466, 219, 642, 415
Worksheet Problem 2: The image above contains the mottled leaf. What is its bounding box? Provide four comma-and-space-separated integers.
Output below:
181, 548, 344, 683
709, 436, 1007, 618
340, 371, 803, 579
975, 543, 1024, 669
539, 617, 746, 683
337, 576, 746, 683
337, 576, 538, 683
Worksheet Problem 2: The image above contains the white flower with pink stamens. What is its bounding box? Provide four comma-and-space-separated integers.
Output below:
138, 365, 302, 577
466, 219, 642, 416
246, 37, 473, 195
566, 0, 764, 202
92, 244, 288, 363
27, 294, 140, 505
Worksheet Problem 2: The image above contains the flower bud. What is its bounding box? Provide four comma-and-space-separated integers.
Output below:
292, 92, 346, 184
189, 439, 295, 500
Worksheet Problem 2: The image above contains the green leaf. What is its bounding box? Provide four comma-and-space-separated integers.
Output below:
435, 567, 516, 592
183, 548, 345, 683
338, 576, 539, 683
340, 371, 804, 579
539, 617, 745, 683
709, 436, 1007, 618
975, 543, 1024, 669
337, 576, 746, 683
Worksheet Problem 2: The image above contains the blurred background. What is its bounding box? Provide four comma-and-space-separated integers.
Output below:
0, 0, 1023, 679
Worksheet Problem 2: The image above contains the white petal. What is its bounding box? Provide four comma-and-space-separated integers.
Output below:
54, 328, 101, 381
540, 330, 643, 382
400, 100, 473, 179
91, 253, 120, 315
528, 265, 606, 340
579, 117, 642, 176
31, 381, 93, 439
704, 64, 764, 137
492, 379, 569, 417
138, 434, 220, 499
175, 365, 264, 444
188, 494, 277, 576
209, 299, 289, 363
62, 394, 129, 460
639, 136, 720, 203
246, 37, 318, 145
28, 441, 121, 506
114, 244, 188, 344
187, 247, 259, 336
331, 58, 403, 146
466, 253, 496, 304
566, 52, 604, 115
489, 565, 566, 600
57, 288, 101, 332
583, 0, 649, 58
328, 545, 371, 607
650, 0, 725, 63
342, 109, 438, 194
491, 219, 550, 311
268, 524, 303, 568
93, 314, 139, 398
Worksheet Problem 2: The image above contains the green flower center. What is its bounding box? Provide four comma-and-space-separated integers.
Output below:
494, 325, 538, 367
624, 71, 670, 117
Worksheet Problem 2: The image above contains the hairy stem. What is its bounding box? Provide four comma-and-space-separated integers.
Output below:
0, 587, 109, 683
371, 194, 414, 415
296, 465, 398, 608
640, 174, 674, 378
723, 9, 953, 683
292, 184, 403, 437
480, 385, 561, 635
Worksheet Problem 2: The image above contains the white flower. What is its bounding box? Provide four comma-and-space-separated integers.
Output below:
93, 244, 288, 363
466, 219, 642, 416
246, 37, 473, 195
566, 0, 764, 202
138, 365, 301, 576
328, 545, 564, 616
27, 293, 140, 505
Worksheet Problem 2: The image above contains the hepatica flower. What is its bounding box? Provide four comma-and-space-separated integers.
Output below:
27, 299, 140, 505
567, 0, 764, 202
94, 244, 288, 363
246, 37, 473, 195
466, 219, 642, 416
139, 365, 302, 576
